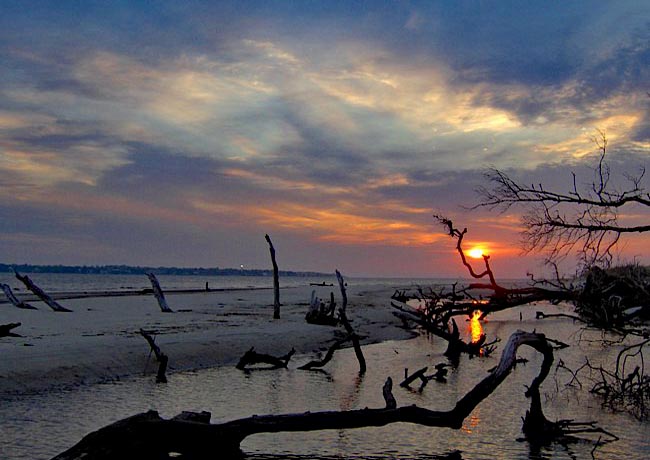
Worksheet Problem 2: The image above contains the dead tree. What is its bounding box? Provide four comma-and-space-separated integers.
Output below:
139, 329, 168, 383
391, 301, 496, 360
265, 234, 280, 319
0, 283, 37, 309
475, 131, 650, 268
336, 269, 366, 373
146, 273, 173, 313
14, 270, 72, 312
52, 331, 615, 460
0, 322, 21, 337
236, 347, 295, 370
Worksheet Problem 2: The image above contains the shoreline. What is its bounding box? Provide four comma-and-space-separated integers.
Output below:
0, 283, 414, 397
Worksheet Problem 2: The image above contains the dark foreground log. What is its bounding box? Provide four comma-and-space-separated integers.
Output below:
0, 322, 21, 337
0, 283, 37, 309
14, 271, 72, 312
53, 331, 615, 460
146, 273, 173, 313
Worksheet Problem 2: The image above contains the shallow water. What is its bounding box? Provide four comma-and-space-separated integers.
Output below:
0, 272, 466, 294
1, 274, 648, 459
1, 322, 648, 460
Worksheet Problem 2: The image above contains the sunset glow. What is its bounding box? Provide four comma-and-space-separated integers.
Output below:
469, 310, 484, 345
0, 2, 648, 276
468, 248, 486, 259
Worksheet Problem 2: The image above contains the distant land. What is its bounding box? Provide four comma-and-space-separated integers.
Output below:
0, 263, 330, 278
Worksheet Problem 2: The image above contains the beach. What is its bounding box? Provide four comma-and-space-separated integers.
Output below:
0, 281, 415, 396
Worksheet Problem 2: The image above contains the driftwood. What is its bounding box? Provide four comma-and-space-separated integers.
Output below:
236, 347, 295, 370
305, 290, 338, 325
265, 234, 281, 319
391, 302, 496, 359
14, 270, 72, 312
139, 329, 168, 383
53, 331, 615, 459
298, 335, 351, 370
401, 364, 448, 391
336, 270, 366, 373
0, 322, 21, 337
1, 283, 37, 309
146, 273, 173, 313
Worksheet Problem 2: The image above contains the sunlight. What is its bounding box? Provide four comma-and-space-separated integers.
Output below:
469, 310, 484, 345
468, 247, 486, 259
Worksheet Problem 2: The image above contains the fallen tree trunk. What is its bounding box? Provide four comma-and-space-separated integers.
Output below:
146, 273, 173, 313
1, 283, 37, 309
14, 270, 72, 312
0, 322, 21, 337
53, 331, 614, 459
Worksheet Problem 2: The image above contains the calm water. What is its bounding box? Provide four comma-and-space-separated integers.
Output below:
0, 272, 465, 293
1, 275, 648, 459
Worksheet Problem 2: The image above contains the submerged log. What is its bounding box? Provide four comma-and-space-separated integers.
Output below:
54, 331, 614, 460
14, 271, 72, 312
139, 329, 168, 383
0, 322, 21, 337
0, 283, 37, 309
298, 336, 350, 370
265, 234, 281, 319
236, 347, 295, 370
146, 273, 173, 313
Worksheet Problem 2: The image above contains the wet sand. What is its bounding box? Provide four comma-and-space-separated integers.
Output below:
0, 283, 414, 396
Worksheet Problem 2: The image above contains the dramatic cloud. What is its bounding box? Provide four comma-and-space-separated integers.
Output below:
1, 1, 648, 276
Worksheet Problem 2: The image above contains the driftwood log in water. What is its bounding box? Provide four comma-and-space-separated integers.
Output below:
145, 273, 173, 313
236, 347, 295, 370
139, 329, 168, 383
0, 283, 37, 309
0, 322, 21, 337
14, 270, 72, 312
265, 234, 281, 319
52, 331, 615, 460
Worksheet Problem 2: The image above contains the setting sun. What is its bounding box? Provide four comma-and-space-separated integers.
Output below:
468, 247, 486, 259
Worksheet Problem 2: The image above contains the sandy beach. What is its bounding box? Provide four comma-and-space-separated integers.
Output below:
0, 283, 414, 396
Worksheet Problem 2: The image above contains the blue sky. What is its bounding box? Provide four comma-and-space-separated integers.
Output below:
1, 1, 649, 277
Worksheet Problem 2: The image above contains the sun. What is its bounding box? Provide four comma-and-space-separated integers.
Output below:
468, 247, 485, 259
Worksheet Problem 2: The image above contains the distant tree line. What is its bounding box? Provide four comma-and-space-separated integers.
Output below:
0, 263, 328, 278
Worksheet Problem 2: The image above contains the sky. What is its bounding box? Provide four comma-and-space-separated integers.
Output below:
1, 1, 649, 278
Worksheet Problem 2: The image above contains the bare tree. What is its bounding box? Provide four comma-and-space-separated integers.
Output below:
475, 131, 650, 268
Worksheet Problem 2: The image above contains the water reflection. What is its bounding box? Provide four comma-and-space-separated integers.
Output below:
468, 310, 484, 344
2, 317, 649, 460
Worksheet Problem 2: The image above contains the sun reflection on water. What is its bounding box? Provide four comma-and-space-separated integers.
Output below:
469, 310, 483, 344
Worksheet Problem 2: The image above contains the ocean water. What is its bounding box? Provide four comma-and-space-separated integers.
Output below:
0, 272, 466, 294
1, 274, 648, 459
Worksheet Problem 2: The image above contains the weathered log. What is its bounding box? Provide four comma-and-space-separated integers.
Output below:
0, 322, 21, 337
236, 347, 295, 370
0, 283, 37, 309
146, 273, 173, 313
265, 234, 281, 319
139, 329, 168, 383
14, 271, 72, 312
54, 331, 614, 459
